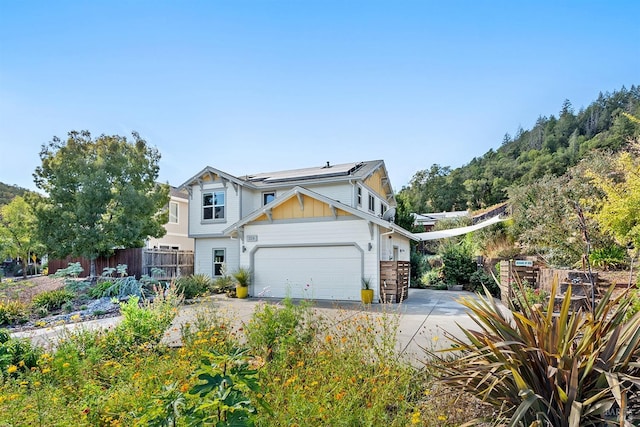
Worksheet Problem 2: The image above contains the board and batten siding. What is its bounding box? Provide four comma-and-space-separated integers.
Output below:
194, 237, 241, 277
302, 183, 355, 207
188, 181, 241, 237
380, 233, 411, 262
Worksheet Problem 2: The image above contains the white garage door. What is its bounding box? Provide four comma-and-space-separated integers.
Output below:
253, 245, 361, 300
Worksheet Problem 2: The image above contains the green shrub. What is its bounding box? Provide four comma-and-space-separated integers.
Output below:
232, 267, 251, 287
422, 269, 444, 287
0, 300, 29, 325
245, 298, 317, 362
211, 275, 235, 294
65, 279, 91, 293
106, 286, 180, 354
174, 274, 213, 299
466, 269, 501, 297
589, 244, 628, 270
627, 287, 640, 320
0, 332, 42, 373
90, 276, 144, 300
410, 249, 428, 287
439, 241, 476, 286
31, 289, 76, 312
433, 280, 640, 426
88, 280, 114, 299
186, 348, 266, 425
53, 262, 83, 278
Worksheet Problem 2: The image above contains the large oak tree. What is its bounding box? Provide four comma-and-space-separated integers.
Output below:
33, 131, 170, 277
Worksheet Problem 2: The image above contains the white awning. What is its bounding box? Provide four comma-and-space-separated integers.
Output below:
413, 215, 506, 241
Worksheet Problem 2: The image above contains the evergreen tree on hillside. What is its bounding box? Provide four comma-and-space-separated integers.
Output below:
0, 183, 28, 206
400, 85, 640, 213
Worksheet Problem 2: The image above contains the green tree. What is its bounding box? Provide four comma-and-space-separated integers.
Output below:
0, 182, 28, 206
588, 141, 640, 252
0, 196, 43, 278
33, 131, 170, 277
393, 195, 415, 232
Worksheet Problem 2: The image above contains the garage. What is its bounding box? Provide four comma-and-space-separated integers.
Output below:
252, 245, 362, 300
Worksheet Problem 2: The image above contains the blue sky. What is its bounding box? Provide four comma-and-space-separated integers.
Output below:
1, 1, 638, 192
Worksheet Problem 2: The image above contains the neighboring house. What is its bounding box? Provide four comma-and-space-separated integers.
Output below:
413, 210, 469, 232
147, 187, 194, 251
179, 160, 417, 301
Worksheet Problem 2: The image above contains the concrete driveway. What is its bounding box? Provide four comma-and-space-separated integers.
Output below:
12, 288, 507, 366
161, 288, 506, 366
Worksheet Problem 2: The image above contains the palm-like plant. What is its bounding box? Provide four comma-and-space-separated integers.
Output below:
233, 267, 251, 287
432, 278, 640, 427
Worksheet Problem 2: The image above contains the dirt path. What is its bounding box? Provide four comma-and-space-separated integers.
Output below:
0, 275, 66, 303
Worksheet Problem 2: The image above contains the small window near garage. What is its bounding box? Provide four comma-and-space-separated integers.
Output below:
357, 186, 362, 206
213, 249, 225, 276
169, 201, 178, 224
368, 194, 375, 212
263, 192, 275, 206
203, 191, 225, 220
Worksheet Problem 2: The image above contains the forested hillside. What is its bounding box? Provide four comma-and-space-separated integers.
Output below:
399, 85, 640, 213
0, 182, 28, 206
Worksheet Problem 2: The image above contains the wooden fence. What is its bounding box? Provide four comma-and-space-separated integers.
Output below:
49, 248, 193, 279
380, 261, 410, 303
499, 259, 540, 304
143, 249, 194, 279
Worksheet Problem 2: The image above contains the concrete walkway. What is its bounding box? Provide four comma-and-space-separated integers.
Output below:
11, 288, 508, 365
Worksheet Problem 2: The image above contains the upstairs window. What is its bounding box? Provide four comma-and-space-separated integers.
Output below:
357, 186, 362, 207
263, 192, 275, 206
380, 202, 387, 215
368, 194, 375, 212
169, 201, 178, 224
203, 191, 225, 220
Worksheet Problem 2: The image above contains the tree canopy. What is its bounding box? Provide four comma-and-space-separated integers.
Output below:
33, 131, 170, 276
588, 140, 640, 253
0, 196, 43, 278
0, 182, 28, 206
400, 85, 640, 213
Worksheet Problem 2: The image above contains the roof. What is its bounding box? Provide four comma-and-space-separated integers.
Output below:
413, 210, 469, 225
179, 160, 391, 192
169, 186, 188, 199
239, 160, 385, 188
224, 186, 417, 241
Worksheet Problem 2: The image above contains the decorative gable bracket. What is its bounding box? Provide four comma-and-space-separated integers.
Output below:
296, 191, 304, 211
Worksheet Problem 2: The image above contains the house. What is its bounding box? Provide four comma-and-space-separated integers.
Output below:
179, 160, 417, 301
413, 210, 469, 232
147, 187, 194, 251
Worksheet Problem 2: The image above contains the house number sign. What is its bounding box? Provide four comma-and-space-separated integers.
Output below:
246, 235, 258, 242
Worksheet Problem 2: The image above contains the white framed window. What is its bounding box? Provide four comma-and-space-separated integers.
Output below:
368, 194, 375, 212
357, 186, 362, 207
169, 201, 178, 224
203, 191, 225, 220
380, 202, 387, 215
160, 245, 180, 250
213, 249, 225, 276
263, 192, 275, 206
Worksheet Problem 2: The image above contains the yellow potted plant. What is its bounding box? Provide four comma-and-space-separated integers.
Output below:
233, 267, 250, 299
361, 277, 374, 304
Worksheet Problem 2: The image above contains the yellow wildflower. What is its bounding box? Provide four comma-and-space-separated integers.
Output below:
7, 365, 18, 374
411, 411, 421, 424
